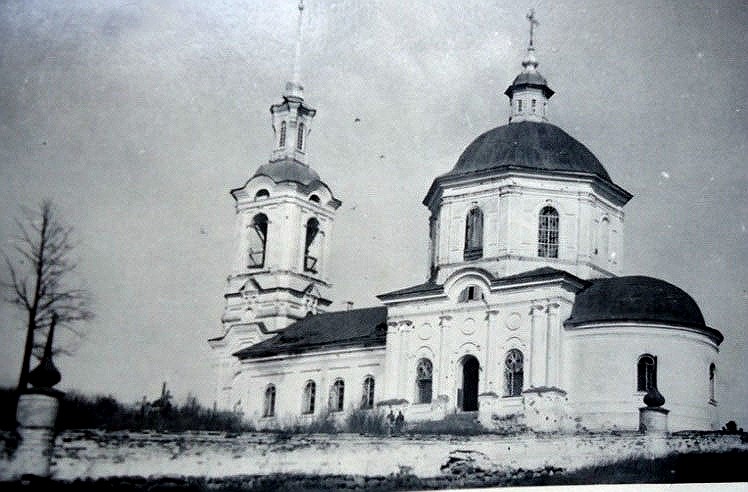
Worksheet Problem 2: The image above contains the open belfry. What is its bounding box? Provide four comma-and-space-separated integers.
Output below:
209, 5, 722, 432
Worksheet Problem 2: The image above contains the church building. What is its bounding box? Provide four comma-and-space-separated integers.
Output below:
208, 6, 723, 432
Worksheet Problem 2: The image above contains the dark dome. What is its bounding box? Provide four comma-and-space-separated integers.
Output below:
253, 159, 321, 186
567, 276, 710, 329
447, 121, 611, 183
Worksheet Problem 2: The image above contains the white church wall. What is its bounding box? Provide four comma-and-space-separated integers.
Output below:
432, 174, 624, 284
233, 347, 386, 427
563, 323, 720, 431
383, 278, 577, 419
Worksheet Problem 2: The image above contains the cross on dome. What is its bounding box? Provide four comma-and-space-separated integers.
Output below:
522, 9, 540, 71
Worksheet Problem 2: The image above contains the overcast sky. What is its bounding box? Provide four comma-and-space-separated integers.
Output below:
0, 0, 746, 425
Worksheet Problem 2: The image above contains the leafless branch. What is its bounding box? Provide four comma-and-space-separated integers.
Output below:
2, 200, 94, 393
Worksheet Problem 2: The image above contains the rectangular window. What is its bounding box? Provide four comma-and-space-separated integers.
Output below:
531, 99, 537, 113
517, 100, 523, 112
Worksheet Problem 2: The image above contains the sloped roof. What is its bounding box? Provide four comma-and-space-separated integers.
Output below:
253, 158, 321, 186
378, 267, 583, 301
234, 306, 387, 359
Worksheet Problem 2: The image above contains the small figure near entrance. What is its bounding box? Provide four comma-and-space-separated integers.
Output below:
395, 410, 406, 434
386, 408, 395, 436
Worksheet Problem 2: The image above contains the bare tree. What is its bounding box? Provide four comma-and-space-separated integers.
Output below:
2, 200, 93, 394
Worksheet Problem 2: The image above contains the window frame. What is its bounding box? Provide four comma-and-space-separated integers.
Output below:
304, 218, 320, 273
361, 376, 375, 410
279, 121, 287, 148
248, 213, 269, 268
297, 122, 305, 151
637, 354, 657, 393
263, 384, 276, 418
504, 349, 524, 397
464, 207, 484, 261
330, 378, 345, 412
416, 358, 433, 404
302, 380, 316, 415
537, 206, 559, 258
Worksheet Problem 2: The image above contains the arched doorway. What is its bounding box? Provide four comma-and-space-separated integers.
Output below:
458, 355, 480, 411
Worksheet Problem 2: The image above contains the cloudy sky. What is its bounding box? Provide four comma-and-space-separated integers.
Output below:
0, 0, 746, 425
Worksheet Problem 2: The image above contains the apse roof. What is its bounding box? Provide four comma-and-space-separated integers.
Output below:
567, 275, 723, 343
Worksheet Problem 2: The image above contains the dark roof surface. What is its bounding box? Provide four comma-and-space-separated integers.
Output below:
377, 281, 443, 300
234, 306, 387, 359
567, 276, 713, 330
443, 121, 611, 183
253, 158, 321, 186
505, 71, 554, 98
378, 267, 583, 300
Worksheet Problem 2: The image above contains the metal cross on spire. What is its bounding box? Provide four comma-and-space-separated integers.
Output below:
527, 9, 539, 48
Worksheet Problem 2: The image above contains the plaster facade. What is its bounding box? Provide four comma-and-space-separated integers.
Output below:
208, 21, 723, 433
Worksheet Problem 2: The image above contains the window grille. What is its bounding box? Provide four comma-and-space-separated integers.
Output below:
416, 359, 433, 404
538, 206, 559, 258
504, 350, 524, 397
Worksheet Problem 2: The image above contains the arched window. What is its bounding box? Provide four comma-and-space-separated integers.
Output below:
279, 121, 287, 148
416, 358, 433, 404
304, 218, 320, 273
302, 380, 316, 415
263, 384, 276, 417
464, 207, 483, 260
248, 214, 268, 268
361, 376, 375, 409
709, 363, 716, 402
598, 217, 610, 261
538, 206, 559, 258
504, 350, 524, 397
637, 354, 657, 392
255, 189, 269, 200
330, 379, 345, 412
297, 122, 304, 150
458, 285, 483, 302
309, 194, 320, 203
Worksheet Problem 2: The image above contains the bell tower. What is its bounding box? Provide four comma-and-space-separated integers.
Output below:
209, 0, 341, 409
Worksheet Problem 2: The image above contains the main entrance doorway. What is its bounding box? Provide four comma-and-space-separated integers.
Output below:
459, 355, 480, 411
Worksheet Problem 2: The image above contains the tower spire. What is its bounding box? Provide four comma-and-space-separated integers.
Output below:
285, 0, 305, 100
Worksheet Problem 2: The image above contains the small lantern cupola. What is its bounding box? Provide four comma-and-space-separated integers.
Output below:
505, 9, 554, 123
270, 0, 316, 165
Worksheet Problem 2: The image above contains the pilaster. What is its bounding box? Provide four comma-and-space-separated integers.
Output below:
529, 303, 547, 388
